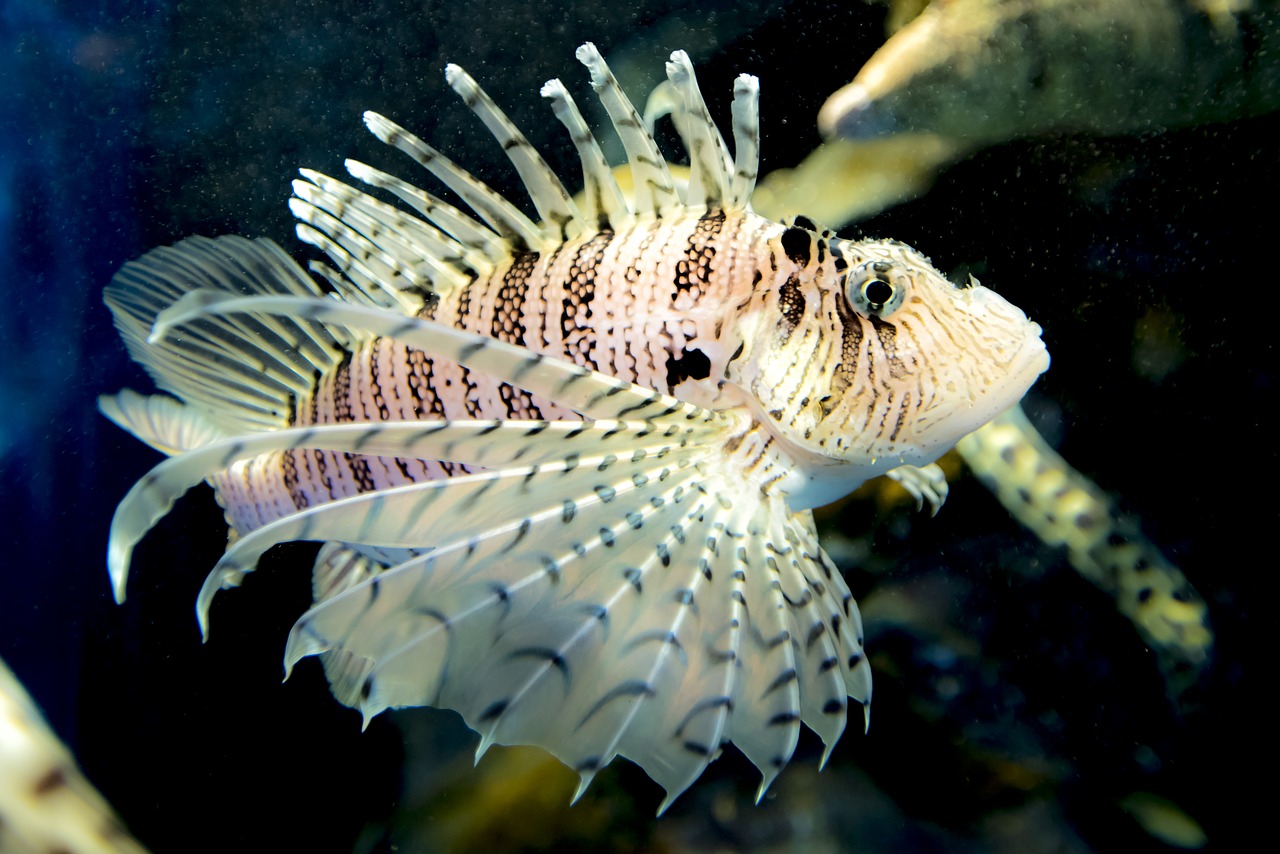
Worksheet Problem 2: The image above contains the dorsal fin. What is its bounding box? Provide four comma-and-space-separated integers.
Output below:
363, 111, 546, 251
344, 159, 512, 265
662, 50, 733, 209
541, 78, 631, 230
728, 74, 761, 209
300, 44, 761, 308
292, 169, 484, 294
289, 206, 422, 314
288, 189, 434, 313
445, 64, 581, 242
298, 169, 482, 278
576, 42, 681, 218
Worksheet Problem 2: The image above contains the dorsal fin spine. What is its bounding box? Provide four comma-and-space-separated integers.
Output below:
291, 217, 421, 313
288, 193, 438, 297
363, 111, 545, 251
444, 64, 581, 241
343, 160, 510, 267
292, 171, 478, 292
729, 74, 761, 210
575, 42, 680, 218
103, 236, 347, 434
664, 50, 732, 209
541, 77, 631, 231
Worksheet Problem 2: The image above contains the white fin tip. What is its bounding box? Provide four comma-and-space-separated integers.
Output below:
575, 42, 607, 88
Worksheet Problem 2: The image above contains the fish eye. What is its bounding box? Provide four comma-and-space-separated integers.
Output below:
863, 278, 894, 307
846, 262, 906, 317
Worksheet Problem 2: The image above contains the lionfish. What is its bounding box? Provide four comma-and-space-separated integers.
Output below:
101, 44, 1049, 812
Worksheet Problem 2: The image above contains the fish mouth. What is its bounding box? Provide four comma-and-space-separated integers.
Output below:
945, 321, 1050, 448
900, 318, 1049, 462
1006, 326, 1050, 403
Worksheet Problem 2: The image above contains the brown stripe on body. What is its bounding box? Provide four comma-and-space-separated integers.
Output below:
674, 210, 726, 300
331, 352, 354, 421
624, 227, 660, 380
560, 229, 613, 368
312, 446, 337, 501
447, 284, 484, 417
400, 347, 453, 480
405, 346, 447, 418
367, 337, 391, 421
283, 371, 328, 509
331, 348, 375, 493
491, 250, 539, 347
889, 390, 911, 442
486, 249, 547, 419
308, 359, 339, 501
833, 290, 864, 386
282, 447, 307, 509
778, 274, 805, 342
498, 381, 543, 420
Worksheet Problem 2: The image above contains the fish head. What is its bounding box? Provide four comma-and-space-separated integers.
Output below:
737, 232, 1049, 509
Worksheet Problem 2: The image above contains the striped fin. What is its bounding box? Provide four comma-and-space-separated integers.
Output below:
444, 64, 581, 241
321, 44, 753, 275
311, 543, 388, 707
661, 50, 733, 209
288, 195, 429, 314
278, 456, 865, 812
728, 74, 761, 208
575, 43, 680, 218
293, 169, 482, 293
884, 462, 949, 515
106, 416, 713, 605
781, 513, 870, 748
103, 236, 347, 434
193, 421, 723, 634
540, 78, 630, 230
342, 159, 511, 266
362, 112, 546, 251
277, 430, 712, 715
603, 502, 866, 811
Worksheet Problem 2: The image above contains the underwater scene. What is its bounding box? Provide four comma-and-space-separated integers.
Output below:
0, 0, 1273, 851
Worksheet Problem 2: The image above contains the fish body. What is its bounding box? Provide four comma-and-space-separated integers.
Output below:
102, 44, 1047, 810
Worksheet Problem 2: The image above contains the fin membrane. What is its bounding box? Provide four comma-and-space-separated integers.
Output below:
104, 236, 347, 434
